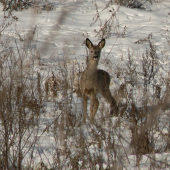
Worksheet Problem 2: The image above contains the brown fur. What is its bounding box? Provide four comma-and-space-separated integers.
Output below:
80, 38, 118, 123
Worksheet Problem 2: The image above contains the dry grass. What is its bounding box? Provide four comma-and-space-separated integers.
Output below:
0, 0, 170, 169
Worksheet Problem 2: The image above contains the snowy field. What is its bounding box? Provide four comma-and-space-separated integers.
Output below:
1, 0, 170, 169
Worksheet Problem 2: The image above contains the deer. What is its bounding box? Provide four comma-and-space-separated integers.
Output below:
80, 38, 118, 123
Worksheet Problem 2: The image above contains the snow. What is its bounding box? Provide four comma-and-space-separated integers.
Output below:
1, 0, 170, 169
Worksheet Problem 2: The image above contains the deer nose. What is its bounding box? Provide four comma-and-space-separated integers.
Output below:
94, 51, 98, 55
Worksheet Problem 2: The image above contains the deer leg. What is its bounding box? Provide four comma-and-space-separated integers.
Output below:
102, 89, 118, 116
90, 94, 99, 123
110, 98, 118, 116
83, 95, 88, 123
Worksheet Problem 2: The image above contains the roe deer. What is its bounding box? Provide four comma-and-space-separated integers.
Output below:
80, 38, 118, 123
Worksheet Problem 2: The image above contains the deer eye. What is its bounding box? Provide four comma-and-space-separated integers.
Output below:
98, 51, 100, 54
91, 51, 93, 53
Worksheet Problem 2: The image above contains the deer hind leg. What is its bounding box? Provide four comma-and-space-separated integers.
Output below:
102, 89, 118, 116
90, 94, 99, 123
83, 95, 88, 123
110, 97, 119, 116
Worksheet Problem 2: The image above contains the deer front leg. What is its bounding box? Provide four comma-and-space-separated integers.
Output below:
83, 95, 88, 123
90, 94, 99, 123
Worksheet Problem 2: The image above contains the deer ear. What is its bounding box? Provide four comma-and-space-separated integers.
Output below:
86, 38, 93, 49
98, 39, 105, 49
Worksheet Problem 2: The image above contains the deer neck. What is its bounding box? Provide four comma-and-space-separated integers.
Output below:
87, 62, 98, 75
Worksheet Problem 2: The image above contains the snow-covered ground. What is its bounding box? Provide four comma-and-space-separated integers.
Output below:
1, 0, 170, 169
